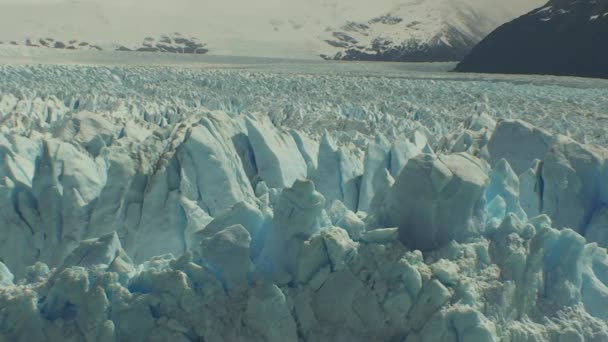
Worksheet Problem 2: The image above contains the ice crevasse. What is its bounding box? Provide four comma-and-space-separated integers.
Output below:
1, 104, 608, 341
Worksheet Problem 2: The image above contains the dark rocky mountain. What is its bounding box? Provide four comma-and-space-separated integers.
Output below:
456, 0, 608, 78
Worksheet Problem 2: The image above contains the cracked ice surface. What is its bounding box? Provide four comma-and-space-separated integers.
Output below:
1, 63, 608, 145
1, 61, 608, 341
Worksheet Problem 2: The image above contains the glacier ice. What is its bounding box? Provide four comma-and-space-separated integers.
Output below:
0, 262, 13, 286
486, 158, 527, 222
0, 63, 608, 341
541, 135, 608, 234
200, 224, 252, 292
381, 152, 489, 251
487, 119, 555, 174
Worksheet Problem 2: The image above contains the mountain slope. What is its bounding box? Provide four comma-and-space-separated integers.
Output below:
456, 0, 608, 78
0, 0, 319, 58
319, 0, 544, 62
0, 0, 542, 60
0, 34, 209, 55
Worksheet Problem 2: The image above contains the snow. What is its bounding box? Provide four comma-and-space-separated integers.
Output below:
0, 0, 544, 59
1, 54, 608, 341
319, 0, 545, 59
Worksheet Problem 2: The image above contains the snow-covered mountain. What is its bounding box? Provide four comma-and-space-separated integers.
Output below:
0, 37, 102, 51
117, 34, 209, 54
319, 0, 545, 61
0, 0, 543, 60
0, 34, 209, 55
456, 0, 608, 78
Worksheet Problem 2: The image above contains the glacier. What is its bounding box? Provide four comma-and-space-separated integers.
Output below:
1, 59, 608, 341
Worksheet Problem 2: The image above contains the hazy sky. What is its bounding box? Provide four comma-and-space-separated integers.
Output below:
0, 0, 542, 18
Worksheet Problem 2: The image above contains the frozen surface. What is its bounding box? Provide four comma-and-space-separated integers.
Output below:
1, 54, 608, 341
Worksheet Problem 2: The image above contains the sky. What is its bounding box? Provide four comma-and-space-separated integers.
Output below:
0, 0, 542, 21
0, 0, 545, 58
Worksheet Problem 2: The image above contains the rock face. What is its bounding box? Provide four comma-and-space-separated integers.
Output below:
382, 152, 489, 250
456, 0, 608, 78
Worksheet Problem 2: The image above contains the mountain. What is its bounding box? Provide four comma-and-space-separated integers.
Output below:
117, 34, 209, 54
0, 0, 315, 58
0, 0, 542, 60
0, 33, 209, 54
319, 0, 544, 62
0, 38, 102, 51
456, 0, 608, 78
